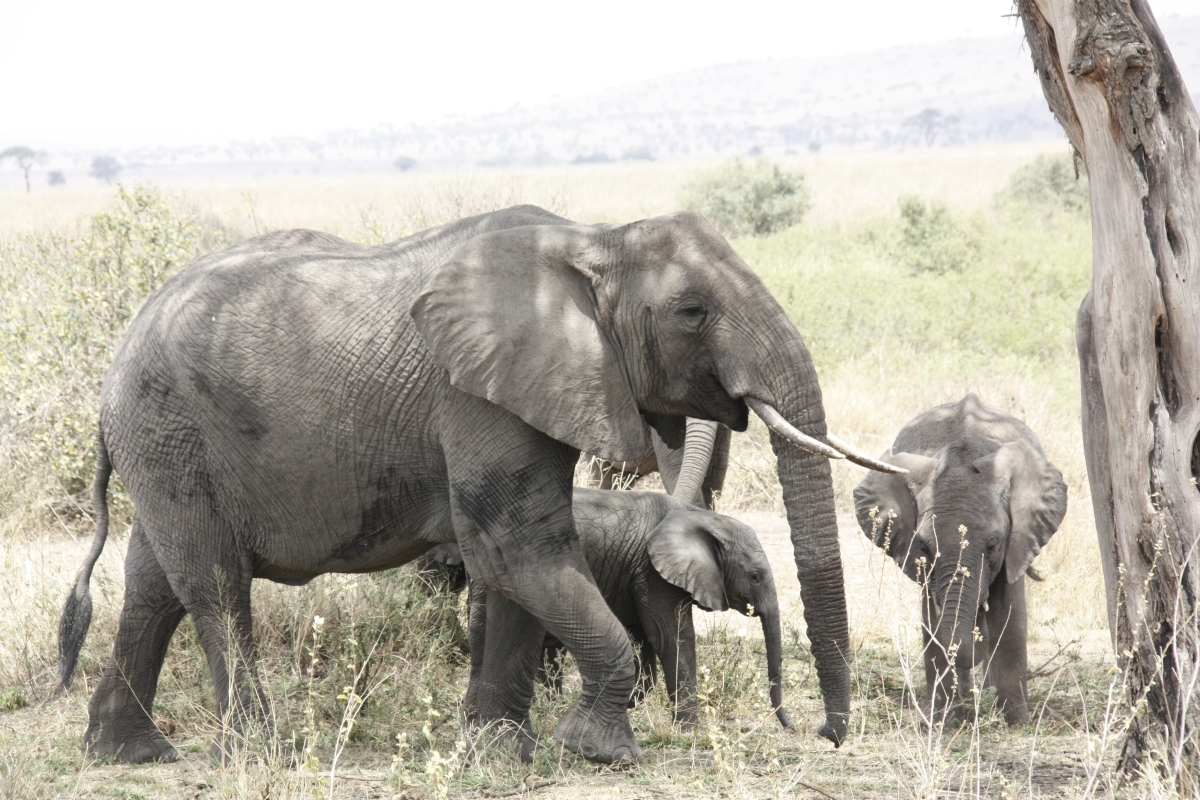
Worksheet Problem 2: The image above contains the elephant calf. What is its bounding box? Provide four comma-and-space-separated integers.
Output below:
458, 487, 791, 740
853, 394, 1067, 725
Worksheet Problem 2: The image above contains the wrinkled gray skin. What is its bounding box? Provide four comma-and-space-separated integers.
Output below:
458, 489, 790, 756
58, 205, 853, 765
852, 395, 1067, 725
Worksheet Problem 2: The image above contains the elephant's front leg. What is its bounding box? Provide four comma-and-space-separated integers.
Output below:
638, 578, 698, 729
628, 628, 659, 708
471, 590, 547, 760
463, 578, 488, 722
919, 585, 942, 720
985, 574, 1029, 724
442, 396, 641, 764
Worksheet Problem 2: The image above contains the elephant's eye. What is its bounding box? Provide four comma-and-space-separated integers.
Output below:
749, 571, 762, 584
676, 303, 708, 325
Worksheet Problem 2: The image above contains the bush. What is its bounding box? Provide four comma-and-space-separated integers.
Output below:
896, 195, 981, 275
0, 185, 216, 512
681, 159, 811, 238
998, 153, 1089, 214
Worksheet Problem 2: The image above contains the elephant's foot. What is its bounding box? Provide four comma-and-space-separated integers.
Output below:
554, 702, 642, 764
997, 695, 1029, 726
672, 713, 699, 733
817, 712, 848, 747
84, 721, 178, 764
208, 712, 279, 765
467, 716, 541, 763
671, 702, 699, 732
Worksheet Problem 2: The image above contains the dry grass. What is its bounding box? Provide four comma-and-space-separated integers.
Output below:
0, 142, 1064, 238
3, 142, 1182, 798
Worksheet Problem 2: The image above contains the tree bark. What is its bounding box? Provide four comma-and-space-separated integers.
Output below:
1018, 0, 1200, 777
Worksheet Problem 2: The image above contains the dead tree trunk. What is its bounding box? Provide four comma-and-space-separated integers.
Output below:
1018, 0, 1200, 777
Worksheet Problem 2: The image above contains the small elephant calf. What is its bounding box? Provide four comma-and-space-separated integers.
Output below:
853, 394, 1067, 725
437, 487, 791, 734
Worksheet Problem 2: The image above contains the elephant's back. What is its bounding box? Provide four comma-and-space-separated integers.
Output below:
571, 489, 682, 600
892, 393, 1045, 457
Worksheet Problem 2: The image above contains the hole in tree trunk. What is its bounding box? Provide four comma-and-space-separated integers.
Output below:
1155, 315, 1179, 414
1191, 430, 1200, 493
1165, 213, 1181, 258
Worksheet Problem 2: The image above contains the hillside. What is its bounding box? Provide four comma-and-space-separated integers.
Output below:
9, 14, 1200, 180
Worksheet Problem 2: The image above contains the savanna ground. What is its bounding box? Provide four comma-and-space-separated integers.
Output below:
0, 143, 1171, 798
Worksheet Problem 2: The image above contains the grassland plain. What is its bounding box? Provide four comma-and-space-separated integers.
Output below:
0, 144, 1167, 799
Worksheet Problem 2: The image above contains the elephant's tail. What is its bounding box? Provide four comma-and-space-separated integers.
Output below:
57, 429, 113, 693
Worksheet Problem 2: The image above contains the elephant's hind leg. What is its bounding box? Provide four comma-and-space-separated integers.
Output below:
84, 520, 186, 764
164, 543, 270, 760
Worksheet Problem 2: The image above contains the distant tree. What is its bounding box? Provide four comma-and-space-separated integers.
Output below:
89, 156, 122, 184
393, 156, 417, 171
47, 170, 65, 186
904, 108, 956, 146
1, 146, 46, 193
621, 147, 654, 161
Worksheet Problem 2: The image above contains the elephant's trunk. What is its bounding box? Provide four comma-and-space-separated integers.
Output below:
932, 562, 984, 674
671, 419, 719, 506
760, 606, 792, 728
754, 337, 850, 746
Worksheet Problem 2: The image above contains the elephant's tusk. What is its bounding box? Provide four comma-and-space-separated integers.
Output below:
826, 433, 910, 475
744, 398, 844, 460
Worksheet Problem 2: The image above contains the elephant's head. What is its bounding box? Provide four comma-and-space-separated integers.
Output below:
853, 404, 1067, 680
646, 507, 791, 728
412, 208, 901, 743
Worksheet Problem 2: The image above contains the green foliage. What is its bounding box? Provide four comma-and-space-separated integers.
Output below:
737, 190, 1090, 376
0, 685, 25, 711
681, 159, 811, 237
0, 185, 214, 510
896, 195, 982, 276
998, 152, 1089, 215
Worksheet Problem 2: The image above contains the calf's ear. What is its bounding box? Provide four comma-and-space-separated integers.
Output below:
852, 450, 938, 581
647, 509, 728, 612
411, 224, 650, 462
977, 440, 1068, 583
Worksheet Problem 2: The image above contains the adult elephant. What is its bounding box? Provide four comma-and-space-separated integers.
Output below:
58, 205, 898, 765
852, 395, 1067, 725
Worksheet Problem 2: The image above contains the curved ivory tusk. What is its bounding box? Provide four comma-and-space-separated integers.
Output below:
744, 397, 845, 460
826, 433, 910, 475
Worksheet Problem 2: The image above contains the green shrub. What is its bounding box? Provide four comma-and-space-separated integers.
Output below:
0, 185, 216, 513
896, 195, 982, 276
681, 159, 811, 238
736, 196, 1090, 375
999, 153, 1089, 214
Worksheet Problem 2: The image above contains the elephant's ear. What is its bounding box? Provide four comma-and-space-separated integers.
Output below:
647, 509, 728, 612
977, 440, 1068, 583
411, 224, 650, 461
852, 451, 938, 581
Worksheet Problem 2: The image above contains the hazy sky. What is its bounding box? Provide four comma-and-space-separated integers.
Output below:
4, 0, 1197, 150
